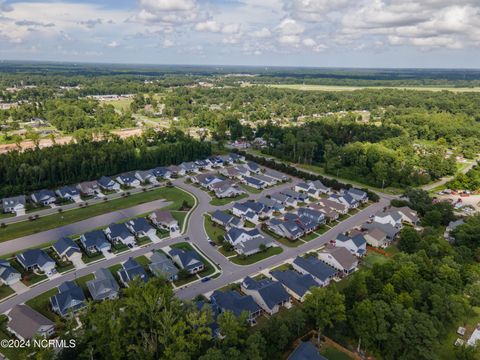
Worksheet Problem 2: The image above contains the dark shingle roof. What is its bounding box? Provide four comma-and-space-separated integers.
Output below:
270, 270, 318, 298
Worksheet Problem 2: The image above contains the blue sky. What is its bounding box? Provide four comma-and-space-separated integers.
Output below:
0, 0, 479, 68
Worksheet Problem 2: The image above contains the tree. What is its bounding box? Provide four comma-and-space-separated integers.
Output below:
303, 287, 346, 344
398, 227, 421, 253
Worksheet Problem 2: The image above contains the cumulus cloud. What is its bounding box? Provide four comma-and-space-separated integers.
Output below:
275, 18, 304, 35
135, 0, 199, 24
285, 0, 351, 22
251, 27, 272, 38
106, 40, 120, 48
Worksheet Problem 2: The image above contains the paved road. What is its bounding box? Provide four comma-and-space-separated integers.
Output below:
422, 157, 479, 191
0, 199, 170, 255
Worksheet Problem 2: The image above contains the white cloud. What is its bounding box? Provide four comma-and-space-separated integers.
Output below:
285, 0, 351, 22
138, 0, 196, 12
106, 40, 120, 48
162, 38, 174, 47
251, 27, 272, 38
195, 20, 220, 32
275, 18, 304, 35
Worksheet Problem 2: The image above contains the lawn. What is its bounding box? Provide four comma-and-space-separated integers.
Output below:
134, 255, 150, 266
262, 228, 303, 248
362, 252, 391, 268
269, 263, 292, 272
25, 288, 59, 321
302, 232, 320, 242
239, 183, 263, 194
230, 246, 283, 265
320, 344, 354, 360
10, 259, 47, 286
209, 193, 248, 206
171, 211, 188, 229
0, 187, 194, 242
81, 251, 105, 264
204, 216, 226, 244
75, 273, 95, 294
0, 285, 14, 300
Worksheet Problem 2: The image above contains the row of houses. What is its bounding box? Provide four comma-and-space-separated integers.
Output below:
1, 153, 246, 215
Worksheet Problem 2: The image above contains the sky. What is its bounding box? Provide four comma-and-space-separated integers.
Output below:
0, 0, 479, 68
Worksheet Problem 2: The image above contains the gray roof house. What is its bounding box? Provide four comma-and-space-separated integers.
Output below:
0, 259, 21, 286
288, 341, 327, 360
168, 248, 204, 275
87, 268, 120, 301
135, 169, 157, 184
31, 189, 56, 205
292, 256, 336, 287
242, 176, 266, 189
56, 186, 81, 201
179, 161, 198, 173
2, 195, 26, 214
241, 276, 291, 315
211, 290, 262, 325
117, 258, 149, 286
318, 247, 358, 275
270, 270, 318, 302
267, 218, 304, 240
281, 189, 309, 202
16, 249, 56, 275
225, 227, 275, 256
264, 169, 289, 182
362, 221, 401, 241
98, 176, 120, 191
126, 218, 156, 238
310, 180, 331, 194
245, 162, 261, 174
211, 210, 243, 229
52, 237, 82, 262
345, 188, 368, 202
80, 230, 111, 253
50, 281, 86, 317
270, 192, 296, 207
329, 193, 359, 209
116, 173, 141, 188
210, 180, 245, 198
252, 173, 277, 186
7, 305, 55, 340
148, 252, 179, 281
258, 196, 285, 212
76, 181, 99, 196
297, 207, 326, 226
151, 167, 172, 179
104, 223, 136, 247
335, 233, 367, 257
149, 210, 179, 232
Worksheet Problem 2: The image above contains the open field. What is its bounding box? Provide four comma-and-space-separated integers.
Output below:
268, 84, 480, 92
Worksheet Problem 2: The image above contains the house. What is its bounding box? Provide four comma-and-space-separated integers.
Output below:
310, 180, 331, 195
229, 152, 245, 162
242, 176, 266, 189
267, 218, 304, 240
0, 259, 21, 285
270, 192, 296, 207
151, 167, 172, 179
344, 188, 368, 203
235, 165, 250, 177
394, 206, 420, 225
316, 198, 348, 215
168, 248, 204, 274
210, 290, 262, 325
86, 268, 120, 301
225, 227, 275, 256
191, 173, 223, 188
362, 221, 401, 241
211, 210, 243, 230
50, 281, 86, 317
241, 276, 291, 315
98, 176, 120, 191
31, 189, 56, 206
2, 195, 26, 214
148, 252, 179, 281
135, 169, 158, 184
232, 203, 259, 224
167, 165, 185, 177
245, 162, 261, 174
335, 233, 367, 257
294, 182, 311, 193
117, 258, 149, 286
264, 169, 289, 182
258, 196, 285, 213
195, 159, 211, 170
233, 201, 272, 222
80, 230, 111, 254
16, 249, 56, 275
297, 207, 326, 226
220, 166, 241, 179
116, 172, 141, 188
292, 256, 336, 286
444, 219, 465, 242
270, 269, 318, 302
288, 341, 327, 360
76, 181, 100, 196
7, 305, 55, 340
364, 227, 389, 248
149, 210, 180, 233
281, 189, 309, 203
309, 203, 339, 222
211, 180, 245, 198
374, 210, 403, 228
207, 156, 224, 167
56, 186, 81, 202
318, 246, 358, 275
52, 237, 82, 263
329, 193, 359, 209
252, 173, 277, 186
126, 218, 156, 238
179, 161, 198, 173
285, 213, 318, 234
104, 223, 136, 247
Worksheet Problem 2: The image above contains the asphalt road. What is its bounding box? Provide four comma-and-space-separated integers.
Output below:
0, 199, 170, 256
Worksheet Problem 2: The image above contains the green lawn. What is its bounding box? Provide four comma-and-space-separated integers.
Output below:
0, 187, 194, 242
239, 183, 263, 194
170, 242, 216, 277
25, 288, 59, 321
209, 193, 248, 206
262, 227, 303, 248
171, 211, 188, 229
0, 285, 14, 300
269, 263, 292, 272
9, 259, 47, 286
230, 246, 283, 265
134, 255, 150, 266
75, 273, 95, 294
302, 232, 320, 242
362, 252, 391, 268
81, 251, 105, 264
320, 344, 354, 360
204, 216, 226, 244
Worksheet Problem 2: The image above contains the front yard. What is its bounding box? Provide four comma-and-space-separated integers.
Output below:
209, 193, 248, 206
230, 246, 283, 265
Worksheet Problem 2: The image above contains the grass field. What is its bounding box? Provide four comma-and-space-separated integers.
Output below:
106, 98, 133, 112
209, 193, 248, 206
0, 285, 14, 300
239, 183, 263, 194
25, 288, 59, 321
320, 344, 354, 360
0, 187, 193, 242
230, 246, 283, 265
268, 84, 480, 93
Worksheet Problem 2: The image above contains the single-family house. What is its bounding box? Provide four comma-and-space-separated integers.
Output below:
2, 195, 26, 214
374, 210, 403, 228
309, 204, 339, 222
211, 290, 262, 325
294, 182, 311, 193
116, 172, 141, 188
98, 176, 120, 192
16, 249, 56, 275
270, 269, 318, 303
56, 186, 81, 202
329, 193, 358, 209
270, 192, 297, 207
149, 210, 179, 233
284, 213, 317, 234
168, 248, 204, 274
195, 159, 211, 170
242, 176, 266, 189
76, 181, 99, 196
167, 165, 186, 177
229, 152, 245, 162
288, 341, 327, 360
344, 188, 368, 203
191, 173, 222, 188
232, 203, 259, 224
364, 227, 389, 248
252, 173, 277, 186
31, 189, 56, 206
316, 198, 348, 215
211, 210, 243, 230
151, 167, 172, 179
52, 237, 82, 263
207, 156, 224, 167
258, 196, 285, 213
148, 252, 179, 281
266, 218, 304, 240
135, 169, 157, 184
235, 165, 250, 177
210, 180, 245, 198
80, 230, 111, 254
87, 268, 120, 301
318, 247, 358, 275
126, 218, 156, 238
179, 161, 198, 174
104, 223, 136, 247
245, 162, 261, 174
310, 180, 331, 195
292, 256, 336, 286
297, 207, 326, 226
117, 258, 149, 286
444, 219, 465, 242
220, 166, 241, 179
241, 276, 291, 315
7, 305, 55, 340
225, 227, 275, 256
395, 206, 420, 225
264, 169, 289, 182
362, 221, 401, 241
50, 281, 86, 317
335, 233, 367, 257
281, 189, 309, 203
0, 259, 21, 285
